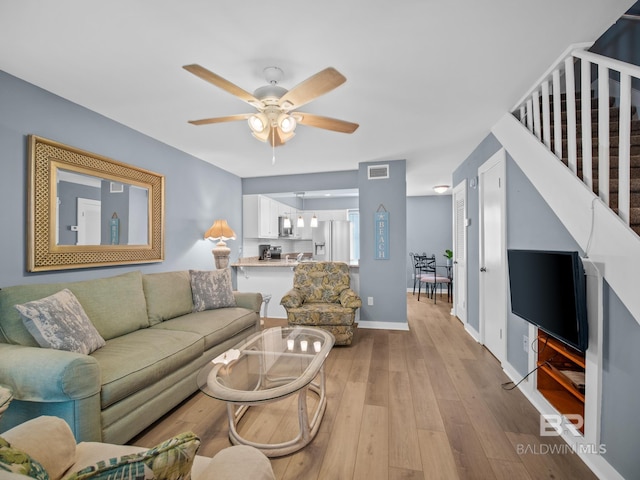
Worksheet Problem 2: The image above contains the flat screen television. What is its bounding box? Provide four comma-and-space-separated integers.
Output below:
507, 249, 588, 352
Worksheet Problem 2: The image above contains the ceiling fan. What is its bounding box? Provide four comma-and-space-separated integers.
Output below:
183, 64, 359, 147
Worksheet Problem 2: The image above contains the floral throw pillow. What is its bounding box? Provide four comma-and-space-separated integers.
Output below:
0, 437, 49, 480
189, 269, 236, 312
67, 431, 200, 480
14, 289, 106, 355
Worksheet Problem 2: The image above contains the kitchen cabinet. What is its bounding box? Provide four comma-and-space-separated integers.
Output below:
243, 195, 279, 239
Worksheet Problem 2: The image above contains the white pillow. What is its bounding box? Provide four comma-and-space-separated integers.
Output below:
15, 289, 106, 355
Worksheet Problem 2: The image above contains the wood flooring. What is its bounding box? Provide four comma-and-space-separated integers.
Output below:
130, 294, 597, 479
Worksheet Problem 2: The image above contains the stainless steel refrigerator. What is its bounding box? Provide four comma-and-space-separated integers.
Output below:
312, 220, 351, 262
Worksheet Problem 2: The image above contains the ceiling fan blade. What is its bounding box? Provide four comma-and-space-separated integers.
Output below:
183, 64, 262, 108
278, 67, 346, 110
294, 113, 359, 133
188, 114, 251, 126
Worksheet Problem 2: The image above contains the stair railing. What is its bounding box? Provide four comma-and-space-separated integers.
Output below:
512, 43, 640, 229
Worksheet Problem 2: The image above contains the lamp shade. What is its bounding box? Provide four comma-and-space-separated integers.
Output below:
205, 219, 236, 244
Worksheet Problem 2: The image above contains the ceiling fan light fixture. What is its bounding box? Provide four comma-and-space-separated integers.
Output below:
276, 128, 295, 143
248, 113, 268, 133
278, 113, 297, 133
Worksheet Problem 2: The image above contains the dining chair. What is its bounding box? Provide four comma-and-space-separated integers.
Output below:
410, 252, 429, 295
417, 255, 451, 303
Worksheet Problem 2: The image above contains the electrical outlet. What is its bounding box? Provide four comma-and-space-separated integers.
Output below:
367, 297, 374, 306
523, 335, 529, 353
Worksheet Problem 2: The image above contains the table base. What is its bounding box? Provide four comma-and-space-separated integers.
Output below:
225, 365, 326, 457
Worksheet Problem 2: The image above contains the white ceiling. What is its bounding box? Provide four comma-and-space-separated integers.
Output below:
0, 0, 634, 196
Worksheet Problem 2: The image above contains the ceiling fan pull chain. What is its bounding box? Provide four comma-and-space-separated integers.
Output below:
272, 129, 276, 165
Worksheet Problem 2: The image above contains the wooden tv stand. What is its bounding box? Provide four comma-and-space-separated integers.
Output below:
537, 331, 585, 434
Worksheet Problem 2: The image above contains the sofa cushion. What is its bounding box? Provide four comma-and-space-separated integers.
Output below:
285, 302, 356, 326
66, 431, 200, 480
0, 271, 148, 345
142, 271, 193, 326
152, 308, 257, 350
15, 289, 106, 355
189, 269, 236, 312
91, 329, 203, 409
0, 436, 49, 480
2, 416, 76, 480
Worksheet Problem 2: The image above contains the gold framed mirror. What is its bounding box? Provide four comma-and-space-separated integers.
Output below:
28, 135, 165, 271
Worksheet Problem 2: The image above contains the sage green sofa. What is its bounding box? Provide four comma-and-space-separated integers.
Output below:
0, 270, 262, 445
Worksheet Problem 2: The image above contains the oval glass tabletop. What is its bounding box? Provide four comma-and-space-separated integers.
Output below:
197, 326, 334, 404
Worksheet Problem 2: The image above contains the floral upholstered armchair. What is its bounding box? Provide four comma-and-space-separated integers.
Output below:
280, 261, 361, 346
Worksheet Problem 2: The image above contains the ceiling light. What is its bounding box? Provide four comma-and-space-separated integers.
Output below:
283, 216, 291, 229
433, 185, 450, 194
276, 128, 295, 142
310, 215, 318, 228
248, 113, 268, 133
278, 113, 296, 133
297, 215, 304, 228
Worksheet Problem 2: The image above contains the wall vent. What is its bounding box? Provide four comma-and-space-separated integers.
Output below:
368, 164, 389, 180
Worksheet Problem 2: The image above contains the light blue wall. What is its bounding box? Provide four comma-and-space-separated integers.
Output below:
0, 70, 243, 288
358, 160, 407, 324
406, 195, 453, 289
454, 130, 640, 480
242, 171, 358, 195
242, 171, 359, 211
601, 281, 640, 479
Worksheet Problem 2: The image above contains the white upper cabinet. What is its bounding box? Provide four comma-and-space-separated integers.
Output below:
243, 194, 279, 239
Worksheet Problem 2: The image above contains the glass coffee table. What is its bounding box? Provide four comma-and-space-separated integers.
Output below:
197, 326, 334, 457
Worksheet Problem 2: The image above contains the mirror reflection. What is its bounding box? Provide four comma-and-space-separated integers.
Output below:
56, 169, 149, 246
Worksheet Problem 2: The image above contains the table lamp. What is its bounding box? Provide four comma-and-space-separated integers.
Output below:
205, 219, 236, 269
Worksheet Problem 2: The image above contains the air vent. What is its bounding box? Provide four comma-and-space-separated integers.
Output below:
368, 164, 389, 179
110, 182, 124, 193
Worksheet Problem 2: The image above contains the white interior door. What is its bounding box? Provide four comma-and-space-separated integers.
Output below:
77, 198, 101, 245
452, 180, 467, 323
479, 150, 507, 363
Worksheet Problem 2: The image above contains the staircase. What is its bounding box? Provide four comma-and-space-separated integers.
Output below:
493, 43, 640, 326
551, 94, 640, 235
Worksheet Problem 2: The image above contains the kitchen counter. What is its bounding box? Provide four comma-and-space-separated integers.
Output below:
232, 257, 302, 267
232, 257, 359, 268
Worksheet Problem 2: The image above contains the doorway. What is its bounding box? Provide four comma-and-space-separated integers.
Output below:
479, 150, 507, 364
77, 198, 101, 245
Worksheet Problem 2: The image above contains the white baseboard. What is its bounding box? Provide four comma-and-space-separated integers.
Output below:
357, 320, 409, 331
464, 324, 481, 343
